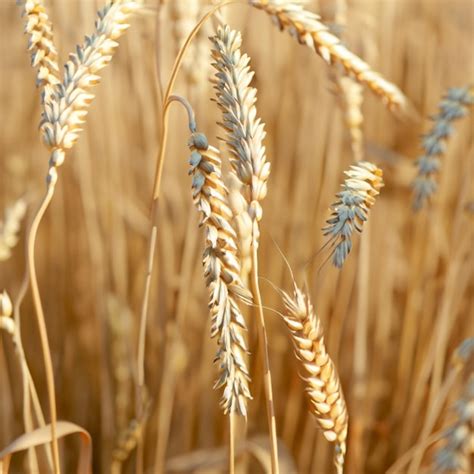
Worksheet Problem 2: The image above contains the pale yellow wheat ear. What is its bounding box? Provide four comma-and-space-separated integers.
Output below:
280, 284, 348, 474
187, 128, 253, 416
0, 291, 15, 336
210, 26, 279, 472
0, 198, 27, 262
323, 161, 383, 268
18, 0, 60, 104
39, 0, 141, 188
249, 0, 407, 111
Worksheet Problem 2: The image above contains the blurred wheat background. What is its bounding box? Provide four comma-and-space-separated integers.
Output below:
0, 0, 473, 473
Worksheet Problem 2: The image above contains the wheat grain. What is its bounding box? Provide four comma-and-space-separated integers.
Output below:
323, 161, 383, 268
0, 198, 27, 262
250, 0, 406, 111
0, 291, 14, 335
188, 129, 253, 416
280, 285, 348, 474
17, 0, 60, 104
412, 86, 473, 211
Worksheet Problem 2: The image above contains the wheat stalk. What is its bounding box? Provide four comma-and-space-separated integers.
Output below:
0, 198, 27, 262
249, 0, 406, 111
17, 0, 60, 104
323, 161, 383, 268
210, 25, 279, 473
412, 86, 473, 211
280, 285, 348, 474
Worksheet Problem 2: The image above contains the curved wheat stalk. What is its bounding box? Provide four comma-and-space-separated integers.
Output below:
412, 86, 473, 211
280, 285, 348, 474
323, 161, 383, 268
249, 0, 407, 111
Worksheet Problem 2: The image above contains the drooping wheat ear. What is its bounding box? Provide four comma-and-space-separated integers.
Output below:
432, 374, 474, 473
188, 130, 253, 416
18, 0, 60, 104
323, 161, 383, 268
337, 76, 364, 162
249, 0, 406, 111
210, 25, 271, 244
0, 291, 15, 336
280, 285, 348, 474
39, 0, 140, 188
412, 86, 473, 211
0, 198, 27, 262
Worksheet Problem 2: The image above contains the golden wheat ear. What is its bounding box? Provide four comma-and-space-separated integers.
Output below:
279, 285, 348, 474
249, 0, 407, 112
323, 161, 383, 268
166, 98, 254, 416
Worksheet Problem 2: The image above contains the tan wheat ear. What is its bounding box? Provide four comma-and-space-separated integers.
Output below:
280, 285, 348, 474
250, 0, 407, 111
0, 198, 27, 262
18, 0, 60, 104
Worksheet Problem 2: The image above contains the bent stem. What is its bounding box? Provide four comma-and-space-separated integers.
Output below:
26, 185, 60, 474
250, 227, 279, 474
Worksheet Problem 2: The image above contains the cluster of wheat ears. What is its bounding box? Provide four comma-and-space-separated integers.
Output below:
0, 0, 473, 473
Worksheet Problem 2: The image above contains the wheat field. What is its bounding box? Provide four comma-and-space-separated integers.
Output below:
0, 1, 473, 473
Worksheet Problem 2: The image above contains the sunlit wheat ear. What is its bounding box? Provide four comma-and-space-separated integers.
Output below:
210, 25, 270, 241
0, 198, 27, 262
17, 0, 60, 104
39, 0, 140, 187
0, 291, 15, 336
249, 0, 406, 111
432, 374, 474, 473
323, 161, 383, 268
412, 86, 473, 211
188, 131, 253, 416
280, 285, 348, 474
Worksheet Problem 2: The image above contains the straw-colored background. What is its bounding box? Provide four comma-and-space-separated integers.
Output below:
1, 0, 473, 472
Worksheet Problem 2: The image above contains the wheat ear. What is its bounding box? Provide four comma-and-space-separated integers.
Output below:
0, 198, 27, 262
18, 0, 60, 104
210, 26, 279, 473
412, 86, 473, 211
187, 127, 253, 416
280, 285, 348, 474
323, 161, 383, 268
432, 374, 474, 473
249, 0, 406, 111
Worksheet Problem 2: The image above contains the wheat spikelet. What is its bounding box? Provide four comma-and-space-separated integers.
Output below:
249, 0, 406, 111
412, 86, 473, 211
39, 0, 140, 187
280, 285, 348, 474
0, 198, 27, 262
211, 25, 270, 226
323, 161, 383, 268
17, 0, 60, 104
188, 130, 253, 416
0, 291, 15, 336
432, 374, 474, 473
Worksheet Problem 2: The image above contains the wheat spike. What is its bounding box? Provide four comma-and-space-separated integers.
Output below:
18, 0, 60, 104
39, 0, 140, 187
412, 86, 473, 211
432, 374, 474, 473
188, 130, 253, 416
280, 285, 348, 474
0, 198, 27, 262
323, 161, 383, 268
0, 291, 14, 336
250, 0, 406, 111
